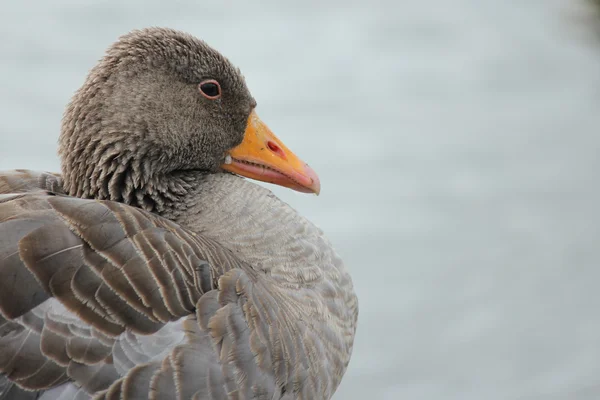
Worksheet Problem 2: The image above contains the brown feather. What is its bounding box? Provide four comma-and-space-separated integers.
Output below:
0, 27, 357, 400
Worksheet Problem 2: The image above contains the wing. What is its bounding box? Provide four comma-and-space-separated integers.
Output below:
0, 170, 312, 400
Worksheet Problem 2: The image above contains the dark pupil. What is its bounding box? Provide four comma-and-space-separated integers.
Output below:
201, 82, 219, 97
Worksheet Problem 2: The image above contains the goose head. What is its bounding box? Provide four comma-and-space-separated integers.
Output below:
59, 27, 320, 208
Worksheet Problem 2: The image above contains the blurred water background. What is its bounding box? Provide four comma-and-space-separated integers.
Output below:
1, 1, 600, 399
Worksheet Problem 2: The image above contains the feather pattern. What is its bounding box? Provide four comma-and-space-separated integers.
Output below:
0, 170, 357, 399
0, 27, 357, 399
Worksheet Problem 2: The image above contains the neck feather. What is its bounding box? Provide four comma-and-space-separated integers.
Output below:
60, 124, 202, 215
176, 173, 348, 287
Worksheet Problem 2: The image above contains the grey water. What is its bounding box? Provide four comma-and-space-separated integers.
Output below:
1, 1, 600, 399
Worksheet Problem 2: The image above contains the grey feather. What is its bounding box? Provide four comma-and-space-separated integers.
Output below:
0, 27, 357, 400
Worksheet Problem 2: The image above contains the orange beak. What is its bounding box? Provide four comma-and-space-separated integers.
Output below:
221, 110, 321, 194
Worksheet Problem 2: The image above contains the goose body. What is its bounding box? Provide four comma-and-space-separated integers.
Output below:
0, 29, 357, 399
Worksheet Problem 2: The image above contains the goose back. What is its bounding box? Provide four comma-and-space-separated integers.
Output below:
0, 170, 358, 399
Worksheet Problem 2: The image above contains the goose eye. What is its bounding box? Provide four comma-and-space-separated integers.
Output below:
199, 80, 221, 99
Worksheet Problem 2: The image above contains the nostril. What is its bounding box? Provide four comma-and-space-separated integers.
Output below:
267, 141, 286, 159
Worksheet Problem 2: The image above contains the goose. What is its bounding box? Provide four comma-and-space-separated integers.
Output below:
0, 28, 357, 400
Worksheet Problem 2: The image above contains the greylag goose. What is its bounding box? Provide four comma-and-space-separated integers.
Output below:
0, 28, 357, 399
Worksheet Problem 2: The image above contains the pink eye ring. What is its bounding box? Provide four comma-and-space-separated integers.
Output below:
198, 79, 221, 99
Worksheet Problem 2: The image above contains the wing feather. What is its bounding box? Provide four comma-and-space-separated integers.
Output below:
0, 170, 346, 399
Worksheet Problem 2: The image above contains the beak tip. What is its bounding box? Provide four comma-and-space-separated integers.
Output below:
304, 165, 321, 195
